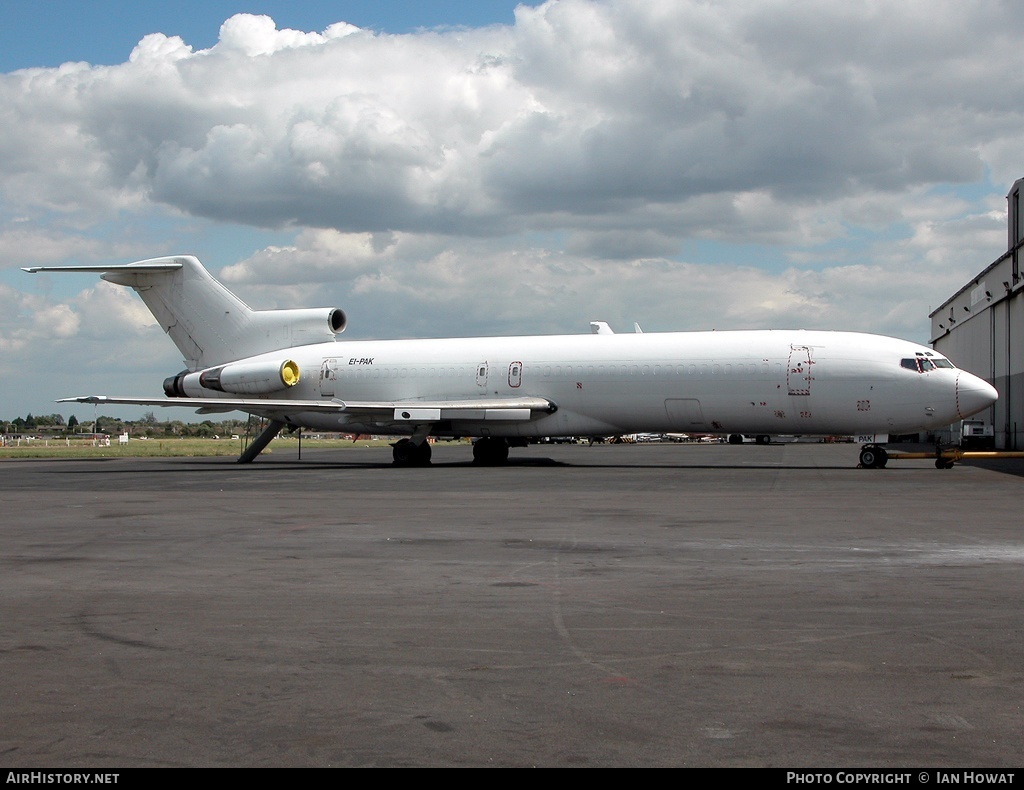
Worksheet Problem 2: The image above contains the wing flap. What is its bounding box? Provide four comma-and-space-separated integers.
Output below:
345, 397, 555, 418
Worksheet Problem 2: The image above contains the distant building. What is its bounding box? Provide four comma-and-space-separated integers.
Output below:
930, 178, 1024, 450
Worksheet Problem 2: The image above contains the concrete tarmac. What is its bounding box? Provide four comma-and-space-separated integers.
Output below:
1, 441, 1022, 768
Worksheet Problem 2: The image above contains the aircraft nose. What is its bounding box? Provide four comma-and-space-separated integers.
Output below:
956, 371, 998, 419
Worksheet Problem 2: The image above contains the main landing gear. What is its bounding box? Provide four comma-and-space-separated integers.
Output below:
472, 437, 510, 465
391, 438, 432, 466
391, 436, 515, 466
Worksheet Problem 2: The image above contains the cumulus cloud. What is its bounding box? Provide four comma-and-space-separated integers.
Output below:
0, 284, 57, 354
4, 0, 1023, 417
4, 1, 1021, 237
0, 277, 179, 413
1, 279, 157, 346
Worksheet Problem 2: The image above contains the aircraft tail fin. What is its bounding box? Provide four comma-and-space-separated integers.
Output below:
24, 256, 346, 370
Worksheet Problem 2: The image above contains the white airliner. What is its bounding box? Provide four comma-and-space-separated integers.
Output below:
24, 256, 997, 468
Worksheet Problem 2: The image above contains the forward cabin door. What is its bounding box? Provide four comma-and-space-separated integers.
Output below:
320, 358, 338, 397
787, 346, 814, 396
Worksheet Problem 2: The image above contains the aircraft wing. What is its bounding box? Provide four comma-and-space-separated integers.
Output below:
56, 395, 558, 423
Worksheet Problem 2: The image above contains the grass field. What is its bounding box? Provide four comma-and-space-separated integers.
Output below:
0, 436, 417, 459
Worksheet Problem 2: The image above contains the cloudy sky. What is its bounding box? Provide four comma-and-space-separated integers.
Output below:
3, 0, 1021, 422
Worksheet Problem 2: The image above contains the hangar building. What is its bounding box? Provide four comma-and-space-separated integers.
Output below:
930, 177, 1024, 450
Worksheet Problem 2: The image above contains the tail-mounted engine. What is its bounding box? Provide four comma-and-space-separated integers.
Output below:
164, 358, 302, 397
251, 307, 347, 347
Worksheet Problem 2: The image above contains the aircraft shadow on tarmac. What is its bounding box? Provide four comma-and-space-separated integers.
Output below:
40, 454, 927, 473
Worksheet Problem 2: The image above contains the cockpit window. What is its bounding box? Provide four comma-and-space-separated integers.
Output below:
901, 356, 954, 372
923, 351, 955, 369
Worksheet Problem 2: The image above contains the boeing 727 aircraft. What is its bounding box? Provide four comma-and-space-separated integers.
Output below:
24, 256, 997, 468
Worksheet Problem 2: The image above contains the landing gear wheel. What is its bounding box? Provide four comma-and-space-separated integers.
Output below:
472, 437, 510, 465
392, 438, 432, 466
936, 458, 955, 469
859, 445, 888, 469
755, 435, 771, 445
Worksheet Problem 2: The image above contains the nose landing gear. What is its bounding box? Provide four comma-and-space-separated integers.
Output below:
858, 444, 889, 469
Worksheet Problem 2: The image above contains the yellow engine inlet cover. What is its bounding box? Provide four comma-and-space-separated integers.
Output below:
280, 359, 300, 387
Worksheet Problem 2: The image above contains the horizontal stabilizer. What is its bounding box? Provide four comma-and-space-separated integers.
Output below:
22, 262, 183, 274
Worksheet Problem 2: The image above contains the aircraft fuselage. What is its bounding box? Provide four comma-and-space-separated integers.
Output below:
176, 329, 993, 440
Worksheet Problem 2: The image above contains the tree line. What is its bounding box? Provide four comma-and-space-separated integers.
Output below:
2, 412, 258, 438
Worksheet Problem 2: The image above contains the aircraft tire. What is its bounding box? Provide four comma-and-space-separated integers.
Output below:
392, 438, 431, 466
859, 446, 888, 469
472, 437, 510, 465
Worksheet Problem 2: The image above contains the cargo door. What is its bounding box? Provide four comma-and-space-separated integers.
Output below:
665, 398, 709, 430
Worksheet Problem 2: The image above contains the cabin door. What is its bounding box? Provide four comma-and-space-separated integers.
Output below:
787, 346, 813, 396
508, 361, 523, 388
320, 358, 338, 397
